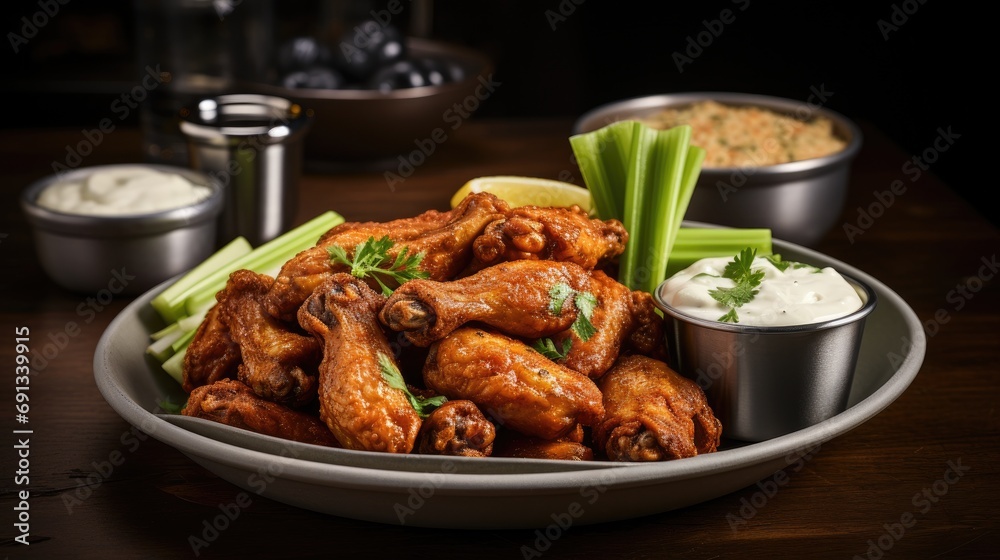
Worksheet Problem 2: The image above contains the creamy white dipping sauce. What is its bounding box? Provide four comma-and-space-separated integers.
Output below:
36, 166, 211, 216
660, 255, 864, 326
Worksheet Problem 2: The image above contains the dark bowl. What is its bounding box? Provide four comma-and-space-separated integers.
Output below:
248, 38, 493, 163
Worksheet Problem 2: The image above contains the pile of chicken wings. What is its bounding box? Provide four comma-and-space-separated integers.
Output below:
180, 192, 722, 461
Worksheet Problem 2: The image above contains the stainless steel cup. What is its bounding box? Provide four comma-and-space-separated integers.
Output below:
180, 94, 312, 246
654, 274, 877, 442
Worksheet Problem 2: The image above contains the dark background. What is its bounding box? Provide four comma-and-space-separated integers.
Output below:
1, 0, 987, 224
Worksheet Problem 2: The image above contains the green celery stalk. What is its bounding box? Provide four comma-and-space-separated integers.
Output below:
161, 343, 188, 386
145, 326, 187, 362
149, 322, 180, 341
644, 125, 693, 294
173, 211, 344, 318
151, 236, 253, 323
619, 123, 656, 289
569, 120, 637, 221
667, 228, 773, 278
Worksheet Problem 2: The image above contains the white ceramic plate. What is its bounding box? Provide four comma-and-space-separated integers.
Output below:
94, 232, 925, 529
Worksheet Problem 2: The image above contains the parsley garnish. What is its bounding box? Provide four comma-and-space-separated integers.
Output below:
532, 337, 572, 360
548, 283, 599, 342
328, 235, 429, 296
709, 248, 764, 323
377, 352, 446, 418
532, 283, 600, 361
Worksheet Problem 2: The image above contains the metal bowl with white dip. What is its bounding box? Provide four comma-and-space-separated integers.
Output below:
654, 251, 877, 442
21, 164, 224, 295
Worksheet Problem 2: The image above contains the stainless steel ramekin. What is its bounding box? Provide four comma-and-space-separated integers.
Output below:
654, 272, 877, 442
573, 92, 863, 246
20, 164, 224, 295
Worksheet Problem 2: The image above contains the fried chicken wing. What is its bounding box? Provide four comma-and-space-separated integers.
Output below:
416, 400, 496, 457
380, 260, 593, 346
468, 204, 627, 272
266, 192, 509, 321
182, 379, 340, 447
594, 355, 721, 461
492, 430, 594, 461
216, 270, 320, 408
547, 271, 667, 378
626, 290, 668, 361
423, 328, 605, 440
298, 273, 422, 453
182, 303, 240, 393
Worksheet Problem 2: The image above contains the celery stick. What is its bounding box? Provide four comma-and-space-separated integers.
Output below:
149, 322, 180, 341
569, 120, 637, 221
667, 228, 773, 278
177, 310, 208, 333
161, 344, 187, 386
146, 327, 187, 362
165, 211, 344, 319
644, 125, 693, 294
171, 329, 196, 354
151, 236, 253, 323
619, 123, 656, 288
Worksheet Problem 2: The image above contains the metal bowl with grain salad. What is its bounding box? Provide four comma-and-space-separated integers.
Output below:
573, 92, 862, 246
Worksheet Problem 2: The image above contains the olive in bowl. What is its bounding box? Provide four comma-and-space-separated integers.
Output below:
20, 164, 224, 295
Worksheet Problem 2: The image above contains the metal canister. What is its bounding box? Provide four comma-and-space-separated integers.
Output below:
180, 94, 313, 246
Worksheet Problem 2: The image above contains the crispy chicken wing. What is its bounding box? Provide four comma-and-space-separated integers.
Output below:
416, 400, 496, 457
182, 303, 240, 393
298, 273, 422, 453
182, 379, 339, 447
594, 355, 721, 461
423, 328, 605, 440
547, 270, 667, 378
492, 430, 594, 461
468, 204, 627, 272
379, 260, 592, 346
216, 270, 321, 408
266, 192, 509, 321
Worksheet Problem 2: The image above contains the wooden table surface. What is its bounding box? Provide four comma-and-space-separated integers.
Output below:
1, 120, 997, 559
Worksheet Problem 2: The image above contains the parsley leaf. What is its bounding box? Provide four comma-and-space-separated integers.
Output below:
571, 291, 598, 341
709, 247, 764, 323
548, 283, 599, 342
377, 352, 446, 418
328, 235, 429, 296
532, 337, 572, 360
548, 283, 576, 314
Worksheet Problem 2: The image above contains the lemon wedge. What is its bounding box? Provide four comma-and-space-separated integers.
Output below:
451, 176, 595, 214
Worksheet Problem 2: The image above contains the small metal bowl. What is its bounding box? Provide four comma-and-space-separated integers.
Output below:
20, 164, 223, 295
573, 92, 863, 246
654, 270, 877, 442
